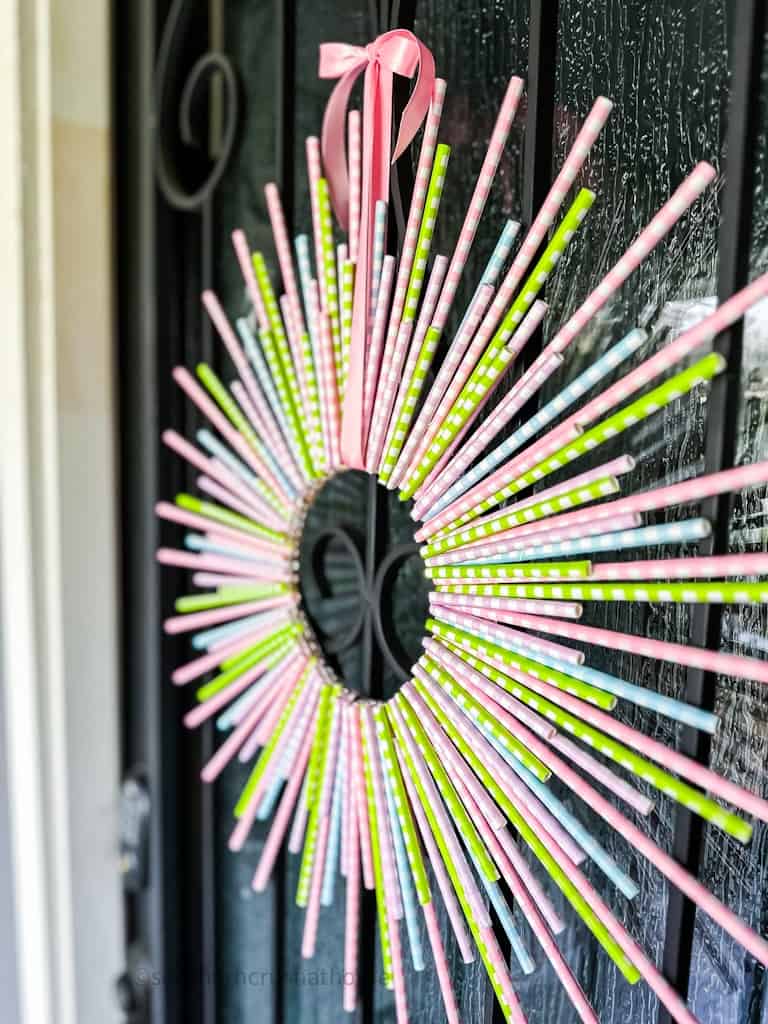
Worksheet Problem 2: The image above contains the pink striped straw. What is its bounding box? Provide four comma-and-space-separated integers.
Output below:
406, 686, 507, 831
162, 429, 282, 527
449, 762, 597, 1024
265, 182, 307, 334
172, 367, 291, 507
429, 77, 525, 338
381, 255, 450, 480
550, 162, 716, 357
389, 700, 492, 928
171, 624, 275, 686
377, 80, 447, 398
422, 902, 460, 1024
411, 299, 549, 502
306, 137, 325, 306
339, 700, 351, 877
228, 381, 303, 491
342, 772, 361, 1012
396, 283, 495, 483
367, 320, 414, 471
548, 732, 655, 817
253, 675, 298, 748
395, 735, 475, 964
231, 229, 270, 333
591, 551, 768, 581
252, 722, 316, 892
201, 654, 307, 783
195, 476, 285, 532
429, 591, 583, 620
163, 595, 297, 635
387, 903, 409, 1021
447, 631, 768, 826
350, 705, 375, 890
363, 254, 396, 456
498, 610, 768, 688
407, 674, 586, 867
348, 111, 362, 263
306, 280, 336, 469
155, 501, 291, 556
361, 707, 404, 920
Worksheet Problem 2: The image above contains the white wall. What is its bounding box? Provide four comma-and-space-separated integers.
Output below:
0, 1, 124, 1022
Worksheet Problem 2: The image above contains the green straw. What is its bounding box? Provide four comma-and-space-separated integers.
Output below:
402, 144, 451, 321
424, 475, 620, 557
175, 493, 289, 547
175, 583, 290, 614
360, 706, 394, 988
396, 695, 499, 884
299, 327, 325, 471
195, 362, 285, 511
438, 351, 727, 535
380, 325, 443, 483
316, 179, 343, 401
433, 628, 752, 843
410, 669, 641, 983
234, 658, 316, 817
252, 252, 316, 479
426, 559, 593, 581
196, 625, 302, 702
297, 684, 337, 906
372, 706, 431, 906
399, 188, 595, 500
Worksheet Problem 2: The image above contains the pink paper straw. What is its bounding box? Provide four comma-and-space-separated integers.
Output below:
342, 773, 361, 1012
231, 229, 270, 333
422, 902, 460, 1024
227, 381, 303, 492
349, 705, 375, 890
306, 137, 325, 305
195, 476, 285, 532
367, 320, 414, 472
499, 610, 768, 688
318, 307, 341, 468
550, 163, 716, 357
172, 367, 290, 507
591, 551, 768, 581
548, 732, 655, 817
377, 80, 447, 400
430, 591, 583, 620
339, 701, 352, 878
430, 77, 525, 337
155, 501, 291, 557
396, 282, 496, 485
185, 654, 288, 731
252, 722, 316, 891
348, 111, 362, 263
362, 254, 396, 452
163, 595, 297, 635
265, 182, 307, 333
306, 279, 336, 469
396, 741, 475, 964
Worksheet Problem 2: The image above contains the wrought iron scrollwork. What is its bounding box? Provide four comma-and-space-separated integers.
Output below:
154, 0, 241, 211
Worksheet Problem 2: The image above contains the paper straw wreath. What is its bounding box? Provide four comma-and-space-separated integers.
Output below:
154, 28, 768, 1024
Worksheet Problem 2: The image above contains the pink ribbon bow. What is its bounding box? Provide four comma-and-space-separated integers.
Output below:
319, 30, 436, 468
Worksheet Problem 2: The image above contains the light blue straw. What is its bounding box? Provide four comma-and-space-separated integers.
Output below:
185, 532, 284, 566
427, 326, 649, 517
197, 421, 295, 503
191, 612, 269, 651
460, 612, 719, 734
236, 317, 296, 452
382, 758, 426, 970
482, 726, 639, 900
461, 518, 712, 565
321, 757, 344, 905
481, 219, 520, 285
256, 774, 285, 819
295, 234, 319, 349
216, 657, 286, 731
468, 849, 535, 974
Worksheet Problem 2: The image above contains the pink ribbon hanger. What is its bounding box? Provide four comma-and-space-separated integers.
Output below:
319, 30, 436, 468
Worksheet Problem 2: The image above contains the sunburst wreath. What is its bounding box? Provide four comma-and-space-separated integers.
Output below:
156, 31, 768, 1024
